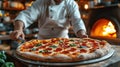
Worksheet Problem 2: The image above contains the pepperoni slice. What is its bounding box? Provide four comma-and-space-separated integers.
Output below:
61, 51, 69, 54
93, 42, 99, 49
100, 41, 106, 45
80, 49, 87, 53
45, 48, 52, 51
54, 48, 62, 52
42, 52, 52, 55
81, 42, 87, 46
69, 48, 76, 52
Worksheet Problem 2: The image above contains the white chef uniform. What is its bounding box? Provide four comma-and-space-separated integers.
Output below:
15, 0, 86, 39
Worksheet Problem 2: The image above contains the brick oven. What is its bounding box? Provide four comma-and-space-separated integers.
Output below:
87, 4, 120, 44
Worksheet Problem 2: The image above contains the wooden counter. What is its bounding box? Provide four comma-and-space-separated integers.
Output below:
6, 45, 120, 67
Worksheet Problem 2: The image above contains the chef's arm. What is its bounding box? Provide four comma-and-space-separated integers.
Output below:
67, 1, 88, 38
14, 20, 24, 31
10, 20, 25, 40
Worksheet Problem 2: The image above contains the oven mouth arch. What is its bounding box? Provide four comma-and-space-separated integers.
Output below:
88, 16, 120, 38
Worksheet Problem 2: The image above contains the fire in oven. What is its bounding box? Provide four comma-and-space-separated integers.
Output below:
87, 4, 120, 39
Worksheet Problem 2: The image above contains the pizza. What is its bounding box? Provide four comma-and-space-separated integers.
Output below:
16, 38, 112, 62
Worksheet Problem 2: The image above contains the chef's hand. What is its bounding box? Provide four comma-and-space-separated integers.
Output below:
10, 30, 25, 40
10, 20, 25, 40
77, 29, 88, 38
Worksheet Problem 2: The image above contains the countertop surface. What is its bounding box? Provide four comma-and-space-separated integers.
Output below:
6, 45, 120, 67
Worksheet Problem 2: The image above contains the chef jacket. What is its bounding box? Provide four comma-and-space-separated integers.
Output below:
15, 0, 86, 39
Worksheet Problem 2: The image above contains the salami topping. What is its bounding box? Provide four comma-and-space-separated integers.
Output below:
54, 48, 62, 52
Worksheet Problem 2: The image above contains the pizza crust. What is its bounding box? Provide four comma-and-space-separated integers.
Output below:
78, 42, 111, 61
16, 51, 73, 62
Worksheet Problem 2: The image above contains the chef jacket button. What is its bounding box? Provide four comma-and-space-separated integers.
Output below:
50, 16, 53, 18
50, 9, 52, 12
51, 28, 54, 30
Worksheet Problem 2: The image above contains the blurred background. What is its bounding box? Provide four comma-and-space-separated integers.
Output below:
0, 0, 120, 50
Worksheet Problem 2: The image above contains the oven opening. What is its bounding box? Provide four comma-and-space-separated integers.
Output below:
90, 18, 117, 38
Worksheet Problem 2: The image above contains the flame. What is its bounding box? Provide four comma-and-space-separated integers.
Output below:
90, 19, 117, 38
102, 21, 116, 37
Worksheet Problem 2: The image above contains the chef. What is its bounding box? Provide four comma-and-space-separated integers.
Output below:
10, 0, 88, 40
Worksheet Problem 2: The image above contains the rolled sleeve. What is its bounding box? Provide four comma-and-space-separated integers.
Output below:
15, 12, 31, 28
67, 0, 86, 34
14, 0, 40, 28
72, 18, 86, 33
